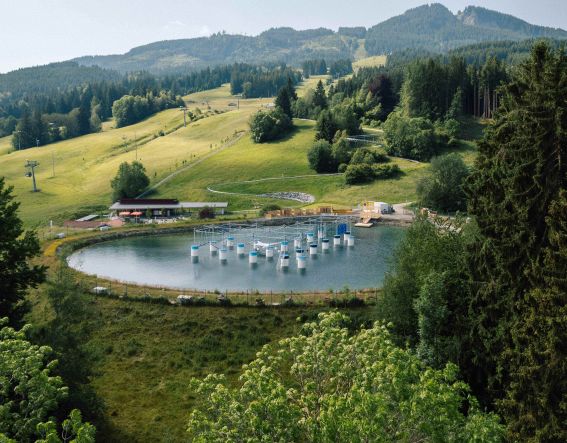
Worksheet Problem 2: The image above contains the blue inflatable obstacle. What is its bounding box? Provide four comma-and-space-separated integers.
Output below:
337, 223, 348, 236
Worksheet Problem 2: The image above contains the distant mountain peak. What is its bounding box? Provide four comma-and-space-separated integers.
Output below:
64, 3, 567, 74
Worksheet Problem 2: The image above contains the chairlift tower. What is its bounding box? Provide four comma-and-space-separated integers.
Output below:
25, 160, 40, 192
180, 106, 188, 127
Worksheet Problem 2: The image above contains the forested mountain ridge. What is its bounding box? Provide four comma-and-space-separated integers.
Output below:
364, 3, 567, 55
74, 29, 357, 74
457, 5, 567, 38
0, 62, 121, 96
71, 3, 567, 74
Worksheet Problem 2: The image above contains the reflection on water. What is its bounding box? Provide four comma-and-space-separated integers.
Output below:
67, 226, 405, 291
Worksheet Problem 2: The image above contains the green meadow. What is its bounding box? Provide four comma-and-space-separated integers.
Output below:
0, 80, 475, 227
28, 280, 379, 442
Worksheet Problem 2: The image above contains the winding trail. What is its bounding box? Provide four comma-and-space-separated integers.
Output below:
137, 132, 245, 198
206, 173, 343, 203
137, 127, 342, 204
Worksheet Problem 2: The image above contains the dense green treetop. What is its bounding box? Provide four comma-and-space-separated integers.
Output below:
249, 108, 292, 143
110, 161, 150, 201
0, 319, 95, 443
187, 312, 504, 442
417, 153, 470, 212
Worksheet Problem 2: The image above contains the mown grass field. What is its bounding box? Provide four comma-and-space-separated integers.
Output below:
353, 55, 387, 71
154, 119, 428, 209
0, 86, 271, 226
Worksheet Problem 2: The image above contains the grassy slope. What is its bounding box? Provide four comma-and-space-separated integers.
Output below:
353, 55, 387, 71
0, 135, 12, 156
154, 119, 428, 209
295, 75, 330, 98
0, 80, 477, 226
0, 85, 271, 226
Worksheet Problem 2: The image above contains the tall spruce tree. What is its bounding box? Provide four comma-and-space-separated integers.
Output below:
275, 86, 292, 119
315, 110, 337, 143
465, 42, 567, 441
286, 76, 297, 101
31, 111, 48, 146
0, 178, 46, 326
12, 111, 34, 150
77, 92, 92, 136
312, 80, 328, 109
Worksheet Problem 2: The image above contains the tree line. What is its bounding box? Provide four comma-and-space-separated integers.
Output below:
229, 64, 301, 98
2, 62, 301, 148
112, 91, 184, 128
379, 43, 567, 441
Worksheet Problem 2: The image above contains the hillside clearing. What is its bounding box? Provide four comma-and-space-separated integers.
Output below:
154, 119, 429, 209
0, 135, 12, 156
353, 55, 387, 71
0, 82, 477, 227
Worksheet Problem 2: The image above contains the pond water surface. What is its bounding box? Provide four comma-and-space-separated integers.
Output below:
67, 225, 405, 292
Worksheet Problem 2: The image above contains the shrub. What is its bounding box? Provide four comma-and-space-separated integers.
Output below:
249, 108, 292, 143
345, 163, 374, 184
198, 207, 215, 219
349, 147, 390, 166
368, 147, 390, 163
307, 140, 335, 173
350, 148, 376, 165
260, 204, 281, 215
371, 163, 401, 179
328, 296, 365, 307
337, 163, 348, 173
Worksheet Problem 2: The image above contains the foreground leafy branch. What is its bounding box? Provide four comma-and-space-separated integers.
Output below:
187, 312, 503, 442
0, 319, 95, 443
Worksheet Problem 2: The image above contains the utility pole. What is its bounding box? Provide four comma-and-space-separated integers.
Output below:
15, 131, 21, 150
51, 151, 55, 177
25, 160, 40, 192
180, 106, 188, 127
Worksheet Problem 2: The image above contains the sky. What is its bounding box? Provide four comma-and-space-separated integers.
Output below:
1, 0, 566, 73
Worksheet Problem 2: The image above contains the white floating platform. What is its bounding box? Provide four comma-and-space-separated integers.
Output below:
355, 222, 374, 228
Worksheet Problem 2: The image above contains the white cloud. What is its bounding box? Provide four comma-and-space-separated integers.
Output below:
161, 20, 212, 39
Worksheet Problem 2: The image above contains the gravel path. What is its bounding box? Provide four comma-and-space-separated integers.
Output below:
206, 173, 343, 203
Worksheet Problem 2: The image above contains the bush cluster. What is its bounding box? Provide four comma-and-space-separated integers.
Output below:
344, 163, 401, 184
112, 92, 184, 128
249, 108, 292, 143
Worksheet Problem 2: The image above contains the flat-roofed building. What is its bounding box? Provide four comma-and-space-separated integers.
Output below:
109, 198, 228, 217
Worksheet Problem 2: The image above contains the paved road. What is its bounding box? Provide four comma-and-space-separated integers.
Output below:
380, 202, 415, 223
